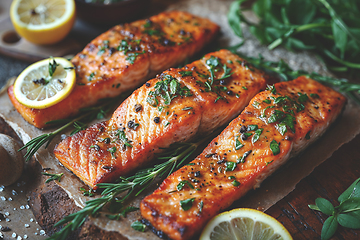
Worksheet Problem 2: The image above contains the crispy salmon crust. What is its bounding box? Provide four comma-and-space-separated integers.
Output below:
53, 49, 267, 189
140, 76, 347, 240
8, 11, 219, 128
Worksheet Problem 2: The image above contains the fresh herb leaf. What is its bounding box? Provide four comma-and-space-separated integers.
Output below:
41, 172, 63, 183
180, 198, 195, 211
270, 140, 280, 155
80, 187, 94, 197
49, 57, 59, 77
268, 110, 285, 123
177, 180, 194, 191
225, 161, 237, 171
315, 198, 335, 215
308, 178, 360, 240
232, 180, 241, 187
115, 130, 132, 148
198, 201, 204, 214
179, 71, 193, 77
131, 221, 146, 232
237, 150, 252, 164
321, 216, 338, 240
235, 136, 244, 150
247, 125, 258, 131
107, 147, 117, 158
252, 128, 263, 144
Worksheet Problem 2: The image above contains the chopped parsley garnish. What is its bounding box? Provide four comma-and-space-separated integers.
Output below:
107, 146, 117, 158
198, 201, 204, 214
177, 180, 194, 191
270, 140, 280, 155
237, 150, 252, 163
266, 84, 277, 94
298, 92, 309, 103
88, 72, 96, 81
225, 161, 237, 171
180, 198, 195, 211
179, 71, 193, 77
242, 86, 248, 90
182, 107, 193, 110
252, 128, 263, 144
115, 130, 132, 148
310, 93, 319, 98
232, 180, 241, 187
126, 50, 145, 64
263, 99, 271, 104
247, 125, 258, 131
147, 75, 192, 107
268, 110, 285, 123
235, 136, 244, 150
252, 101, 260, 109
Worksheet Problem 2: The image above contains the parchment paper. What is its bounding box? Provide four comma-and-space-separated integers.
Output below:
1, 0, 360, 239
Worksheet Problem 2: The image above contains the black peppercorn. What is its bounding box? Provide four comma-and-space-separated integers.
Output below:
154, 117, 160, 123
134, 104, 142, 112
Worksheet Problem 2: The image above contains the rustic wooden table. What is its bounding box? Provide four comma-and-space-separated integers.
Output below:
266, 133, 360, 239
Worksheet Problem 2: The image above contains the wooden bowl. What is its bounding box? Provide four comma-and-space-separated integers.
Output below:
75, 0, 151, 25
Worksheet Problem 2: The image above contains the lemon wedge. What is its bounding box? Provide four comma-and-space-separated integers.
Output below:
13, 57, 76, 109
10, 0, 76, 45
200, 208, 293, 240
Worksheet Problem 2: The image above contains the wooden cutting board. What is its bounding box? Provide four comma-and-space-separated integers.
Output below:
0, 0, 82, 62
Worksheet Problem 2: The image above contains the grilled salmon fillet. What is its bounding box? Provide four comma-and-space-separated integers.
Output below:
54, 49, 267, 189
8, 11, 219, 128
140, 76, 346, 240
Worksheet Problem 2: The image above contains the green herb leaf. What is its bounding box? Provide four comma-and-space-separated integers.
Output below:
315, 198, 334, 215
321, 216, 338, 240
235, 136, 244, 150
338, 178, 360, 202
177, 180, 194, 191
179, 71, 193, 77
131, 221, 146, 232
225, 161, 237, 171
41, 172, 64, 183
247, 125, 258, 131
337, 213, 360, 229
268, 110, 285, 123
232, 180, 240, 187
252, 128, 263, 144
115, 130, 132, 148
49, 57, 59, 77
270, 140, 280, 155
180, 198, 195, 211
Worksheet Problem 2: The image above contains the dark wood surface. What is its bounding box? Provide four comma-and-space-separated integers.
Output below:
266, 133, 360, 240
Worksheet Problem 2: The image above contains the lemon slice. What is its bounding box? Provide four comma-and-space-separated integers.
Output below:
10, 0, 76, 45
13, 57, 76, 109
200, 208, 293, 240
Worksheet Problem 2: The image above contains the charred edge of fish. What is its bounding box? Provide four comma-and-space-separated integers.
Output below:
140, 219, 170, 240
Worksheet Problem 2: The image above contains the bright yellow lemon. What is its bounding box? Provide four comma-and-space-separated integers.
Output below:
10, 0, 76, 45
200, 208, 293, 240
13, 57, 76, 109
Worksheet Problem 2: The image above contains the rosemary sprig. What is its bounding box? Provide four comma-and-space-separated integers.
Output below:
19, 96, 122, 162
46, 135, 213, 240
234, 53, 360, 105
41, 172, 64, 183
